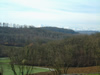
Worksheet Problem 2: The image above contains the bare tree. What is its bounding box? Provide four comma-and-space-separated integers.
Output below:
8, 47, 34, 75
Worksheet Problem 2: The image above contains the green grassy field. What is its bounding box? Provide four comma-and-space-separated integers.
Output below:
0, 57, 10, 63
0, 58, 49, 75
0, 64, 49, 75
0, 58, 100, 75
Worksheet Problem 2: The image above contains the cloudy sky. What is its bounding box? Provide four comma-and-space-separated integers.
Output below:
0, 0, 100, 30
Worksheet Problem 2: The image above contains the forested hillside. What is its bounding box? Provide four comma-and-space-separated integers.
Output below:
0, 32, 100, 67
0, 26, 77, 46
21, 33, 100, 67
41, 27, 77, 34
0, 26, 100, 67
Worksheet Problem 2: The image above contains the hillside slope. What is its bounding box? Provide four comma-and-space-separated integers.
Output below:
0, 27, 77, 46
41, 27, 77, 34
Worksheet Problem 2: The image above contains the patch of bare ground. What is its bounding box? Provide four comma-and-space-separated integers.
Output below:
67, 66, 100, 74
30, 66, 100, 75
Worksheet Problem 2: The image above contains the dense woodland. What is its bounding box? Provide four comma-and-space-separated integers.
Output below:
0, 26, 100, 68
0, 26, 77, 47
41, 27, 77, 34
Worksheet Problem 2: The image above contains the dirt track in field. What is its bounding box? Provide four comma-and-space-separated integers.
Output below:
31, 66, 100, 75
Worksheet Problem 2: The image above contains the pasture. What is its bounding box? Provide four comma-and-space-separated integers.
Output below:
0, 57, 10, 63
0, 58, 100, 75
0, 57, 49, 75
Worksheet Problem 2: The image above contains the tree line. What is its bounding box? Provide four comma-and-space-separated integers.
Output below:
0, 26, 77, 47
0, 32, 100, 75
4, 33, 100, 67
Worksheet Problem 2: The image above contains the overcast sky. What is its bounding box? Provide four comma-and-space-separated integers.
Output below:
0, 0, 100, 30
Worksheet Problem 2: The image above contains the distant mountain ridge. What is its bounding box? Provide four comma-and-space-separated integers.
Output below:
77, 31, 99, 35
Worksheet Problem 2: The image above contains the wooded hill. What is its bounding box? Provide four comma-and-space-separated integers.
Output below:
1, 33, 100, 67
41, 27, 77, 34
0, 26, 100, 67
0, 26, 78, 46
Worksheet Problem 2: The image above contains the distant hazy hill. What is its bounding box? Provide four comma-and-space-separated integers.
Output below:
77, 31, 99, 35
0, 26, 77, 46
41, 27, 77, 34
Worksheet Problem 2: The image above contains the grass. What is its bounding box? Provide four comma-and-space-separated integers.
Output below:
0, 57, 10, 63
0, 57, 49, 75
0, 64, 49, 75
0, 58, 100, 75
